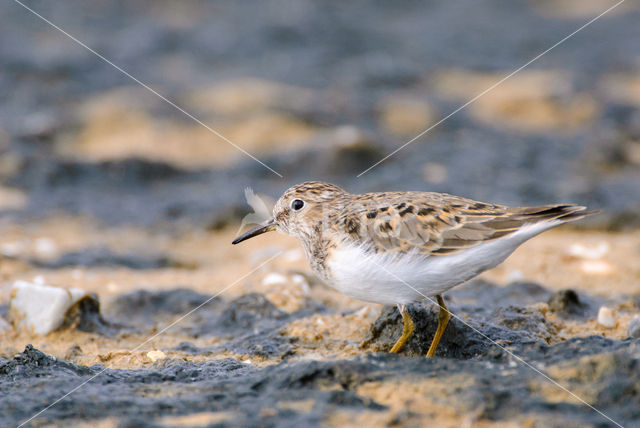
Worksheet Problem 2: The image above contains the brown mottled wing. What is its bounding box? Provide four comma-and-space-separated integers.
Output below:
340, 192, 590, 255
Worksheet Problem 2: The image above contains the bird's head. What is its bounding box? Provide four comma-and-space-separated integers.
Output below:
232, 181, 348, 244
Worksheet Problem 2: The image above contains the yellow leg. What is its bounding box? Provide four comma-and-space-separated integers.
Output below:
426, 295, 450, 358
389, 304, 414, 353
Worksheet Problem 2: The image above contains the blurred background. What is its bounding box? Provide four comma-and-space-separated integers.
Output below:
1, 0, 639, 230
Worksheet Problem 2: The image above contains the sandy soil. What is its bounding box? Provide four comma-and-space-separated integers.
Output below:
1, 217, 638, 371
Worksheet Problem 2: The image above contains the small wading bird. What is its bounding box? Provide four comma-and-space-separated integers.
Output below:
232, 181, 594, 357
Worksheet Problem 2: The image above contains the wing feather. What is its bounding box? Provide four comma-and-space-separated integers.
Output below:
336, 192, 591, 256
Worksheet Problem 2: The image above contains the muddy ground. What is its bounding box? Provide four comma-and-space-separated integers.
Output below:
1, 1, 640, 427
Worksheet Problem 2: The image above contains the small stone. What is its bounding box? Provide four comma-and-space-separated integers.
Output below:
332, 125, 367, 148
0, 241, 26, 257
547, 289, 585, 317
282, 249, 302, 262
326, 126, 385, 174
262, 272, 288, 286
506, 269, 524, 283
291, 274, 310, 295
146, 350, 166, 362
255, 273, 310, 313
568, 242, 609, 259
627, 316, 640, 338
580, 260, 613, 275
597, 306, 616, 328
9, 280, 93, 335
34, 238, 58, 259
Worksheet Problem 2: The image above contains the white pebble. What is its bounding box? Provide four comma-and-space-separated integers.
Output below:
10, 280, 90, 335
568, 242, 609, 259
627, 316, 640, 339
332, 125, 365, 148
1, 241, 26, 257
292, 274, 310, 294
353, 306, 371, 318
569, 241, 610, 260
282, 249, 303, 262
262, 272, 288, 286
146, 350, 166, 362
580, 260, 613, 275
107, 281, 120, 292
597, 306, 616, 328
506, 269, 524, 283
34, 238, 58, 258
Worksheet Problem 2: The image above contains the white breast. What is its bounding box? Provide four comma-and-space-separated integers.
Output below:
324, 221, 558, 305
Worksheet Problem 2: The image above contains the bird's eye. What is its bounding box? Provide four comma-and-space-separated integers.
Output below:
291, 199, 305, 211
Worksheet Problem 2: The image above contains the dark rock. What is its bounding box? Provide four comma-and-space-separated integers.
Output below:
548, 289, 585, 318
14, 158, 190, 189
201, 294, 297, 358
107, 288, 219, 328
174, 332, 297, 360
257, 358, 383, 391
3, 341, 639, 427
61, 292, 121, 336
218, 330, 297, 359
361, 303, 491, 358
30, 247, 191, 270
327, 141, 386, 175
178, 294, 306, 358
491, 306, 556, 343
108, 289, 298, 358
173, 342, 210, 355
449, 280, 550, 311
182, 293, 286, 337
593, 347, 640, 413
362, 298, 559, 358
627, 317, 640, 339
217, 293, 288, 333
0, 344, 94, 378
326, 389, 386, 410
6, 157, 237, 227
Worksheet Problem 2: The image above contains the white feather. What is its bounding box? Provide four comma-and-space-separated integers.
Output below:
326, 221, 559, 305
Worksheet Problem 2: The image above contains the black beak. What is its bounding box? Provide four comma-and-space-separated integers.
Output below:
232, 219, 276, 244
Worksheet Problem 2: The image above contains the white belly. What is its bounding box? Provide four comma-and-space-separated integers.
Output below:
324, 222, 555, 305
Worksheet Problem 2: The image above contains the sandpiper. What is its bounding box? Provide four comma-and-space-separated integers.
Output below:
232, 181, 594, 357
